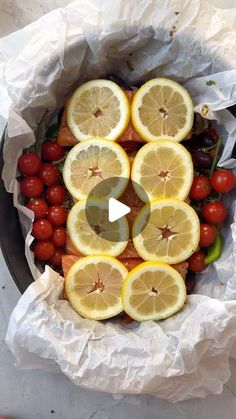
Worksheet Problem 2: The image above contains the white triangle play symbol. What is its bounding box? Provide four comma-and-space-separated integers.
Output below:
108, 198, 131, 222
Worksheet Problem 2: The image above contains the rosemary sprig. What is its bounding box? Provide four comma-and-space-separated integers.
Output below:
35, 110, 49, 154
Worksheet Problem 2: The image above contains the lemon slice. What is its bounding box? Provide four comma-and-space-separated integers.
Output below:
67, 80, 130, 141
122, 261, 186, 321
67, 199, 129, 257
66, 255, 128, 320
133, 198, 200, 264
63, 138, 130, 200
131, 78, 194, 142
131, 140, 193, 202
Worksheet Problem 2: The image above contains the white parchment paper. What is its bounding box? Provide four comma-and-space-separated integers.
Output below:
0, 0, 236, 401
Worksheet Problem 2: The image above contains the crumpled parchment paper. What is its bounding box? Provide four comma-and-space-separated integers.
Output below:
0, 0, 236, 402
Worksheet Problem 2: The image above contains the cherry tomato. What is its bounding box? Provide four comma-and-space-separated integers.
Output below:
52, 226, 67, 247
42, 140, 65, 162
20, 176, 44, 198
18, 151, 41, 176
199, 223, 216, 247
203, 201, 227, 224
38, 163, 59, 185
211, 169, 236, 193
49, 247, 64, 267
34, 240, 55, 261
188, 251, 207, 272
47, 205, 67, 226
189, 175, 211, 201
45, 184, 67, 205
32, 219, 53, 240
27, 198, 48, 219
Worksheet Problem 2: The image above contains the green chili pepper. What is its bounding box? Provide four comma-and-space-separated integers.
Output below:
204, 229, 222, 265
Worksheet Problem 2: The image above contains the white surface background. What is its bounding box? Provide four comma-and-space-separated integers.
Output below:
0, 0, 236, 418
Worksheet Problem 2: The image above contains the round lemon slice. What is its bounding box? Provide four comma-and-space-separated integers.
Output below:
131, 78, 194, 142
131, 140, 193, 202
132, 198, 200, 264
67, 79, 130, 141
66, 255, 128, 320
67, 199, 129, 257
122, 261, 186, 321
63, 138, 130, 200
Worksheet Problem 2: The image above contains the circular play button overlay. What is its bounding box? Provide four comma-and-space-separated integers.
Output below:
85, 177, 150, 242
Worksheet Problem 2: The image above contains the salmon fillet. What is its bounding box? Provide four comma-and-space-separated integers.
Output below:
66, 235, 140, 260
62, 254, 79, 300
117, 91, 143, 144
57, 91, 143, 147
57, 99, 78, 147
62, 252, 188, 281
62, 254, 142, 279
171, 262, 188, 279
62, 254, 79, 278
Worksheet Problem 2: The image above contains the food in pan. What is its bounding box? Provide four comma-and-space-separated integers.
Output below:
17, 78, 235, 322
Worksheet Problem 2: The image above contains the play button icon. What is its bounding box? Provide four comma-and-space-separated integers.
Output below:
85, 176, 150, 242
108, 198, 130, 222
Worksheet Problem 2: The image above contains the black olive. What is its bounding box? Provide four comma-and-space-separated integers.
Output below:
198, 132, 217, 148
191, 149, 213, 169
185, 272, 196, 294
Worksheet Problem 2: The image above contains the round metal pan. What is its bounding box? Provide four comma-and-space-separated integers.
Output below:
0, 135, 33, 293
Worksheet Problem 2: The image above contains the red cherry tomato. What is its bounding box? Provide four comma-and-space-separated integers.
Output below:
199, 223, 216, 247
52, 227, 67, 247
18, 151, 41, 176
32, 219, 53, 240
188, 251, 207, 272
27, 198, 48, 219
20, 176, 44, 198
45, 185, 67, 205
38, 163, 59, 185
49, 247, 64, 267
34, 240, 55, 261
211, 169, 236, 193
203, 201, 227, 224
42, 140, 65, 162
47, 206, 67, 226
190, 175, 211, 200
